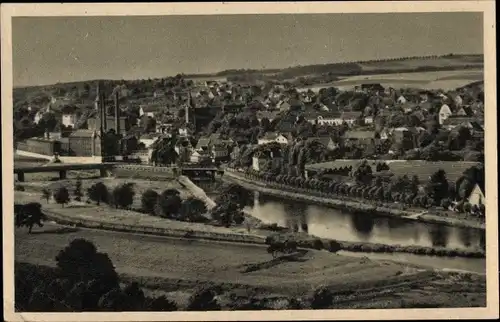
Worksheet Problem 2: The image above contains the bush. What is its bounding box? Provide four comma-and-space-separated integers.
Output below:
328, 240, 342, 253
15, 184, 25, 191
440, 198, 451, 210
141, 189, 159, 214
312, 239, 324, 250
310, 286, 333, 309
53, 187, 70, 207
186, 286, 220, 311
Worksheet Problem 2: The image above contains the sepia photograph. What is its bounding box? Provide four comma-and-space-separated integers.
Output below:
2, 2, 498, 321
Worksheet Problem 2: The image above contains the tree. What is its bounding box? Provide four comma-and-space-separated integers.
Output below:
74, 177, 83, 201
157, 190, 182, 218
141, 189, 159, 214
179, 197, 207, 222
15, 202, 47, 233
426, 169, 449, 205
87, 182, 109, 205
53, 187, 70, 208
111, 183, 135, 209
55, 239, 119, 307
186, 286, 220, 311
41, 188, 51, 203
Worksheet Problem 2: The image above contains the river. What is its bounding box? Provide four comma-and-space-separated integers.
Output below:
231, 188, 486, 274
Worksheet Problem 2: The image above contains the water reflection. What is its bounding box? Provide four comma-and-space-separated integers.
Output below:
350, 213, 374, 239
428, 225, 450, 248
244, 191, 485, 251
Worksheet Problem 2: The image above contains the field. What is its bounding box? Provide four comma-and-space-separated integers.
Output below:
306, 160, 481, 183
18, 177, 193, 210
297, 69, 483, 92
15, 222, 486, 309
357, 56, 483, 72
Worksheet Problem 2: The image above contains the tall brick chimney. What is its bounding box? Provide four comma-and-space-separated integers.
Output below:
96, 81, 104, 134
114, 90, 120, 135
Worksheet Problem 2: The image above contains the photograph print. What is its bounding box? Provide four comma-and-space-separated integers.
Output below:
3, 2, 498, 321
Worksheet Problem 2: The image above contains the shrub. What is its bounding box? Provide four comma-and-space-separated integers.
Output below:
328, 240, 342, 253
312, 239, 324, 250
186, 286, 220, 311
15, 184, 25, 191
310, 286, 333, 309
53, 187, 70, 208
440, 198, 451, 210
141, 189, 159, 214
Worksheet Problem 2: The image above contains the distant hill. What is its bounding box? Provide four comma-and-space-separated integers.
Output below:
184, 53, 483, 80
12, 53, 483, 113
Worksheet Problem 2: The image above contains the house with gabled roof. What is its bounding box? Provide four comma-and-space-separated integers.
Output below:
342, 130, 377, 146
340, 111, 363, 125
257, 132, 289, 145
140, 104, 164, 118
467, 182, 485, 207
438, 104, 453, 125
397, 95, 407, 104
306, 136, 338, 150
195, 137, 211, 152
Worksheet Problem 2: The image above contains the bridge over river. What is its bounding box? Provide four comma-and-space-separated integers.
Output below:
14, 163, 224, 182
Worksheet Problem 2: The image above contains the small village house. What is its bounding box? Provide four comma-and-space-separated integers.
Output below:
340, 111, 363, 126
257, 132, 289, 145
61, 105, 78, 128
306, 136, 338, 151
438, 104, 453, 125
467, 183, 485, 207
139, 105, 163, 119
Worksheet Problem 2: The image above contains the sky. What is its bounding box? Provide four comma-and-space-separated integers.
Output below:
12, 12, 483, 87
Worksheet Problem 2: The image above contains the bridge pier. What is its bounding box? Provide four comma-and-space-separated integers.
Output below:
17, 172, 25, 182
99, 168, 108, 178
59, 170, 67, 180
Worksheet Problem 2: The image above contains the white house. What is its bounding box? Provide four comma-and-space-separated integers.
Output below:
257, 132, 288, 145
397, 95, 407, 104
467, 183, 485, 207
61, 113, 78, 128
139, 105, 163, 118
364, 116, 374, 124
438, 104, 453, 125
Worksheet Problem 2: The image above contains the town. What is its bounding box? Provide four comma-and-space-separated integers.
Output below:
14, 59, 485, 217
10, 11, 490, 314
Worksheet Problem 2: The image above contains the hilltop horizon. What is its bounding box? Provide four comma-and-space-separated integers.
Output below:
13, 53, 484, 90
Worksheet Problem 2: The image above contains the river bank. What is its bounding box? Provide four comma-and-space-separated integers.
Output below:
222, 170, 485, 231
14, 190, 485, 260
